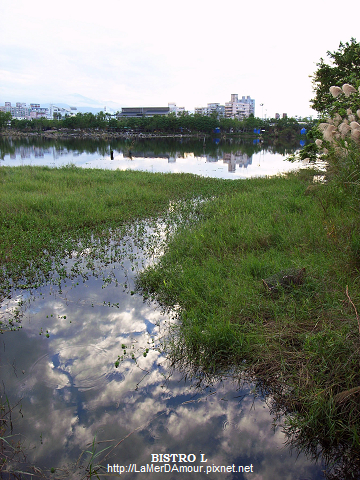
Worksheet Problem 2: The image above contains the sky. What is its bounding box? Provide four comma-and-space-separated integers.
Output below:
0, 0, 359, 118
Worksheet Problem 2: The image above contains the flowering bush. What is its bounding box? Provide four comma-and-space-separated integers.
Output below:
313, 83, 360, 193
317, 83, 360, 145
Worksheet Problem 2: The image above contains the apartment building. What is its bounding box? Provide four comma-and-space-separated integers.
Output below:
49, 105, 78, 119
195, 103, 225, 117
0, 102, 32, 119
225, 94, 255, 120
0, 102, 78, 120
195, 107, 207, 115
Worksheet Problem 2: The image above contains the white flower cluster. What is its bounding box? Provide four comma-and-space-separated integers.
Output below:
316, 83, 360, 152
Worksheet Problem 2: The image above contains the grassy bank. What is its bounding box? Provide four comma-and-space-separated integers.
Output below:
136, 168, 360, 474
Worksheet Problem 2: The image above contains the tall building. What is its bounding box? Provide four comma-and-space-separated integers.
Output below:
225, 94, 255, 120
239, 96, 255, 116
0, 101, 73, 119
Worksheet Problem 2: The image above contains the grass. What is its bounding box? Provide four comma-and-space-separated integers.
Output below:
0, 164, 244, 300
1, 162, 360, 476
136, 167, 360, 475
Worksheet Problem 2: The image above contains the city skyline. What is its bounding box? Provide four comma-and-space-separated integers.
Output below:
1, 0, 358, 119
0, 97, 298, 121
2, 94, 258, 120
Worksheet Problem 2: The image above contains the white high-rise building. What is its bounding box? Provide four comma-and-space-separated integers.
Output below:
225, 94, 255, 119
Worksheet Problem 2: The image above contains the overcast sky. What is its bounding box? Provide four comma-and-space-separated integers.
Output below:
0, 0, 358, 118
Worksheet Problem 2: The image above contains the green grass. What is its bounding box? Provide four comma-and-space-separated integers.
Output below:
136, 167, 360, 470
0, 164, 244, 293
1, 163, 360, 474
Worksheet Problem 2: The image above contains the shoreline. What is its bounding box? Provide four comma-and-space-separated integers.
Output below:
0, 128, 207, 140
0, 128, 263, 141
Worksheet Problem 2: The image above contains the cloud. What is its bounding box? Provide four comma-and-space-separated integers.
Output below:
1, 1, 359, 120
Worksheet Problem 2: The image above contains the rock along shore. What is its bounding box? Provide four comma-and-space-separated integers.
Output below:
0, 129, 208, 140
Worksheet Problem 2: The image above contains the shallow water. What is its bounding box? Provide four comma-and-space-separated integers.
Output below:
0, 217, 326, 479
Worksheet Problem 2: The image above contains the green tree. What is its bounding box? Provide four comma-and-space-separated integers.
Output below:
0, 111, 11, 130
310, 38, 360, 115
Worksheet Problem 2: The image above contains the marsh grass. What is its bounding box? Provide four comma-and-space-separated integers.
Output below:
136, 167, 360, 472
2, 163, 360, 475
0, 165, 243, 301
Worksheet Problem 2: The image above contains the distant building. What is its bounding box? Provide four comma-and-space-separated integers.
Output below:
118, 103, 185, 118
207, 103, 225, 117
225, 94, 255, 120
194, 103, 225, 117
275, 113, 280, 120
119, 106, 170, 118
168, 103, 185, 116
282, 113, 287, 119
50, 105, 78, 119
0, 101, 79, 120
239, 96, 255, 116
29, 104, 49, 119
0, 101, 32, 119
195, 107, 207, 115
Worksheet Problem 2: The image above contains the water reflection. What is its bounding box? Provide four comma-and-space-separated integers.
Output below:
0, 136, 308, 179
0, 219, 326, 479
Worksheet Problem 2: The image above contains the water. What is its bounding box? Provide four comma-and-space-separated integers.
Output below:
0, 136, 312, 179
0, 137, 327, 478
1, 233, 325, 479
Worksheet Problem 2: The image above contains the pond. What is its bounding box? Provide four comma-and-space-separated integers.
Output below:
0, 136, 311, 179
0, 137, 329, 479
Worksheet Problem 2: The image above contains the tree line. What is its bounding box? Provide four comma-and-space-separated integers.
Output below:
1, 110, 315, 136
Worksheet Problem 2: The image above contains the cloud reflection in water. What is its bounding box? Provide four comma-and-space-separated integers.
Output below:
0, 203, 325, 479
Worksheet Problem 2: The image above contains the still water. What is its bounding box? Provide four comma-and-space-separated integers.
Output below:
0, 136, 310, 179
1, 137, 326, 479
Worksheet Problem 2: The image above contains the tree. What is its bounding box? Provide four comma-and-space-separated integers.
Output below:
310, 38, 360, 115
0, 111, 11, 130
